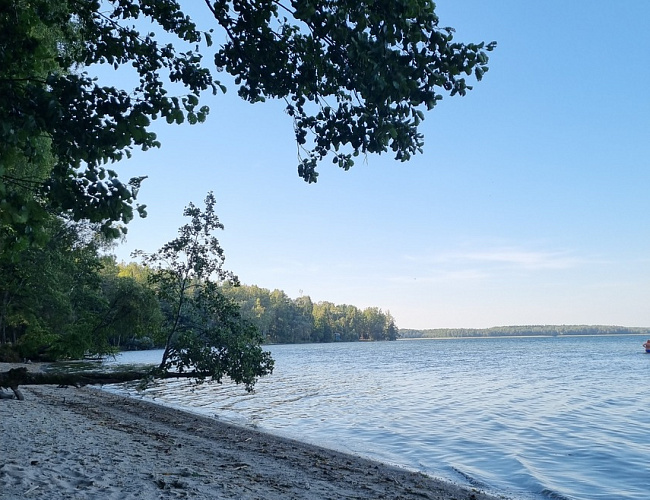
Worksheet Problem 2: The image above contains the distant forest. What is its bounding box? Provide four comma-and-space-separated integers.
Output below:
221, 284, 398, 344
399, 325, 650, 339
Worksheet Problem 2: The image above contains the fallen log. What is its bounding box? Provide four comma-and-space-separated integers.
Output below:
0, 367, 205, 400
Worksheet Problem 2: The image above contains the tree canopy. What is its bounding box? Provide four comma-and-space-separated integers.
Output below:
206, 0, 496, 181
1, 0, 217, 248
222, 284, 398, 343
1, 0, 495, 248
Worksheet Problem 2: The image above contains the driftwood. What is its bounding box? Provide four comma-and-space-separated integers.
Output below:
0, 367, 204, 400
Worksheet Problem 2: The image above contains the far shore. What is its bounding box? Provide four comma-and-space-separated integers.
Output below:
0, 363, 509, 500
398, 332, 650, 340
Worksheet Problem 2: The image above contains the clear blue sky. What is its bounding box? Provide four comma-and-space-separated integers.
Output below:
109, 1, 650, 329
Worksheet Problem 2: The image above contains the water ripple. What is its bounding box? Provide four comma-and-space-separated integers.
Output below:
105, 336, 650, 500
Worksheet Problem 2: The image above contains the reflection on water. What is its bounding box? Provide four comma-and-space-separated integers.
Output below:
103, 336, 650, 500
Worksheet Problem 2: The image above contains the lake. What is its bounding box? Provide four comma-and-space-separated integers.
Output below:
103, 335, 650, 500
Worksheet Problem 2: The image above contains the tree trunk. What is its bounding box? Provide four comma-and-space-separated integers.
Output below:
0, 367, 204, 400
1, 289, 9, 345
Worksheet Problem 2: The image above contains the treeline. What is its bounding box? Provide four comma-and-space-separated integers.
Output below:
220, 284, 398, 343
0, 220, 397, 362
399, 325, 650, 339
0, 220, 163, 361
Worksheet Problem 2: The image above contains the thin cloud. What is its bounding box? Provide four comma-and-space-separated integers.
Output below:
405, 246, 591, 271
389, 268, 491, 284
461, 249, 581, 270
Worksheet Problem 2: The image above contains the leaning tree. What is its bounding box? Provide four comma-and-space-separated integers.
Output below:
1, 193, 274, 399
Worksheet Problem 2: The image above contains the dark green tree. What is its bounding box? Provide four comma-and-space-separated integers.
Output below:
96, 265, 164, 350
1, 0, 495, 248
0, 218, 117, 360
361, 307, 388, 340
383, 311, 399, 341
222, 284, 398, 343
1, 0, 217, 248
289, 294, 315, 343
206, 0, 496, 181
312, 301, 336, 342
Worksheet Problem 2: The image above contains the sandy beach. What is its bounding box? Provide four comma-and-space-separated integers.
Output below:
1, 363, 508, 500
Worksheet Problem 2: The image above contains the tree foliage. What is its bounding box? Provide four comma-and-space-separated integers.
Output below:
1, 0, 495, 249
0, 219, 162, 361
1, 0, 217, 248
1, 194, 275, 395
206, 0, 496, 181
0, 192, 394, 396
96, 261, 164, 350
222, 284, 398, 342
135, 192, 274, 390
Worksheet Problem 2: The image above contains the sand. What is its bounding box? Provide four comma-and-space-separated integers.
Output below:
0, 363, 509, 500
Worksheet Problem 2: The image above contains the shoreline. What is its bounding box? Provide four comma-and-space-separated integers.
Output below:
0, 374, 510, 500
399, 332, 649, 340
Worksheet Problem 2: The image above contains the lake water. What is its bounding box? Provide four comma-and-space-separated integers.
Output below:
102, 335, 650, 500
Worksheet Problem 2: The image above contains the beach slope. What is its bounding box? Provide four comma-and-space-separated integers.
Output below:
1, 380, 506, 499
